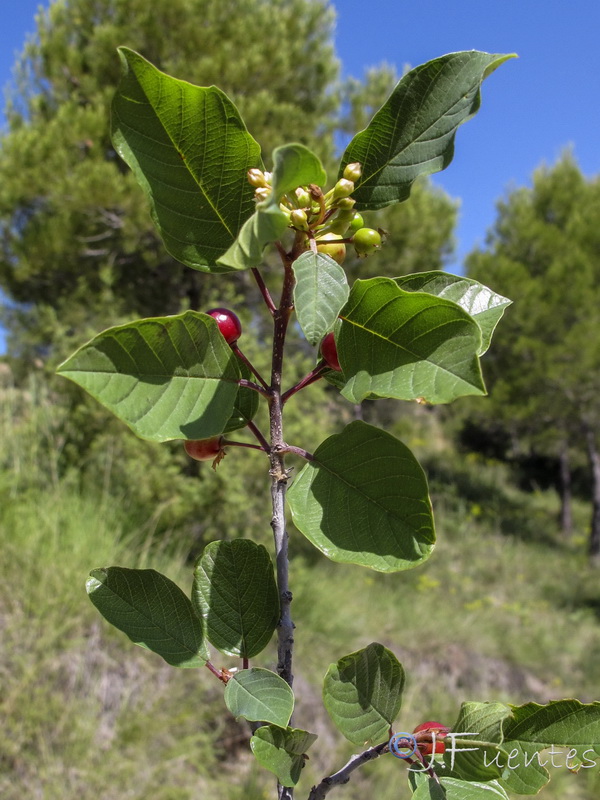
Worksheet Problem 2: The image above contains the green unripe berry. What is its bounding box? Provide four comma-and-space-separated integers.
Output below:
343, 162, 362, 182
290, 209, 309, 231
316, 233, 346, 265
350, 213, 365, 232
352, 227, 382, 257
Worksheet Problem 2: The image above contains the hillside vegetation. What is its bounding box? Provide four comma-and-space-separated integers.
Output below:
1, 374, 599, 800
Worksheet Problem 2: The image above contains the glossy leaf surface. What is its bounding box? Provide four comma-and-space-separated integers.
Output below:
396, 271, 511, 355
338, 278, 485, 404
288, 421, 435, 572
57, 312, 240, 442
112, 48, 261, 271
339, 51, 515, 211
86, 567, 208, 667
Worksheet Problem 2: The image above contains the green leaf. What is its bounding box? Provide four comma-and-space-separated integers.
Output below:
500, 699, 600, 795
224, 668, 294, 727
111, 48, 262, 272
192, 539, 279, 658
323, 643, 404, 745
86, 567, 208, 668
217, 142, 326, 270
270, 142, 327, 200
409, 771, 510, 800
216, 203, 289, 271
444, 702, 511, 782
409, 775, 447, 800
251, 726, 317, 787
339, 51, 516, 211
338, 278, 485, 404
223, 360, 260, 433
287, 421, 435, 572
395, 272, 512, 355
292, 251, 350, 346
57, 312, 240, 442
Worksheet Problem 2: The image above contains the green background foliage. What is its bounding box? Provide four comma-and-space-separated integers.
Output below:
1, 1, 600, 799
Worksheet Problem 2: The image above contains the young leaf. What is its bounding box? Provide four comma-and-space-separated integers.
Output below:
287, 421, 435, 572
323, 643, 404, 746
270, 142, 327, 200
292, 251, 350, 346
396, 272, 512, 355
339, 51, 516, 211
217, 142, 326, 270
250, 725, 317, 787
86, 567, 208, 668
193, 539, 279, 658
215, 203, 290, 272
111, 48, 262, 272
224, 668, 294, 727
57, 312, 240, 442
338, 277, 485, 405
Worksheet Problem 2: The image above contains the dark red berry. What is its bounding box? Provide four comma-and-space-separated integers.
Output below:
206, 308, 242, 345
184, 436, 224, 462
320, 331, 341, 372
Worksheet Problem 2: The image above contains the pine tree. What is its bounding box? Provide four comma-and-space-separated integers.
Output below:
466, 153, 600, 560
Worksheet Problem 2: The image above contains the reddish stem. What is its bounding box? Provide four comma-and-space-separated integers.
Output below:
246, 420, 271, 452
277, 445, 314, 461
238, 378, 270, 398
222, 439, 268, 453
205, 661, 228, 683
233, 345, 269, 390
252, 267, 276, 315
282, 361, 327, 403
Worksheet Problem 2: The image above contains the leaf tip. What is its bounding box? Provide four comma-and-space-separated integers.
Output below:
86, 568, 108, 595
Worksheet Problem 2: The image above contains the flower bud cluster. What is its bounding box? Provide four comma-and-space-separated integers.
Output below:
250, 160, 382, 261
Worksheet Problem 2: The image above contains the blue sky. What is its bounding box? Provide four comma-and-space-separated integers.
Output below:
1, 0, 600, 351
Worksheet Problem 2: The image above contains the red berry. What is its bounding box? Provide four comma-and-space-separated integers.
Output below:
320, 331, 341, 372
184, 436, 224, 462
418, 741, 446, 756
206, 308, 242, 345
413, 721, 449, 756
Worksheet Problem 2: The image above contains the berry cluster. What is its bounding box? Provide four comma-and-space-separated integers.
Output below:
246, 161, 384, 262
